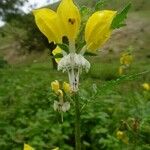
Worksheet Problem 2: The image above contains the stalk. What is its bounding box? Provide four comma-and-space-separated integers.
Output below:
74, 92, 81, 150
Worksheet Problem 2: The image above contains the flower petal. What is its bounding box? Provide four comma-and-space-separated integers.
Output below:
33, 8, 63, 43
63, 82, 71, 93
51, 80, 60, 93
85, 10, 117, 52
57, 0, 81, 42
52, 46, 62, 63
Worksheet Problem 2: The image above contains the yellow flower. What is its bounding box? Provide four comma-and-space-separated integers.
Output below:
33, 8, 63, 43
63, 82, 71, 93
116, 131, 129, 144
33, 0, 117, 54
52, 46, 62, 63
24, 144, 34, 150
116, 131, 124, 140
120, 52, 133, 65
51, 80, 60, 93
57, 0, 81, 43
142, 83, 150, 91
85, 10, 117, 52
33, 0, 81, 44
57, 89, 64, 98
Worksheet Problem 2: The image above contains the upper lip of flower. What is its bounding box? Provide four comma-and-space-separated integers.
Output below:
33, 0, 117, 54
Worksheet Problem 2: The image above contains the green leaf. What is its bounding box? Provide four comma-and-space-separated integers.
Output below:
84, 52, 97, 56
57, 43, 69, 53
80, 6, 90, 16
54, 53, 63, 58
111, 3, 131, 29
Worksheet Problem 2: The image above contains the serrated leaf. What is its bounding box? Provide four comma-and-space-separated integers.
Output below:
57, 43, 69, 53
54, 53, 63, 58
84, 52, 97, 56
111, 3, 131, 29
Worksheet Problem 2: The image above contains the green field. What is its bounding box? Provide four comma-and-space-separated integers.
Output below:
0, 52, 150, 149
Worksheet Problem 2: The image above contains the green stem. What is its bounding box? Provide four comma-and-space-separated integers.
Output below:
74, 92, 81, 150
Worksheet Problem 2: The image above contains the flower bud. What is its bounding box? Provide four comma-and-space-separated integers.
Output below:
142, 83, 150, 91
63, 82, 71, 93
120, 53, 133, 66
51, 80, 60, 93
58, 89, 64, 98
116, 131, 124, 140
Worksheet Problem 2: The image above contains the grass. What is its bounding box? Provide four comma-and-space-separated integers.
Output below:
0, 53, 149, 149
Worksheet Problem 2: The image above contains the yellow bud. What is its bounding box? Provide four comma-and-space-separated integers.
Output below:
85, 10, 117, 52
24, 144, 34, 150
58, 89, 64, 98
142, 83, 150, 91
116, 131, 124, 140
120, 53, 133, 65
51, 80, 60, 93
63, 82, 71, 93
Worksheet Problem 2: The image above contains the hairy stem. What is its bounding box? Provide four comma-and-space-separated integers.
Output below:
74, 92, 81, 150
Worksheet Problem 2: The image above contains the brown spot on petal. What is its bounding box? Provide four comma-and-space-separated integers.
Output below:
68, 18, 75, 25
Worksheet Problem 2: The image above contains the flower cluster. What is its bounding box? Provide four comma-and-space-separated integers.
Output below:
33, 0, 117, 92
119, 51, 133, 75
51, 80, 71, 112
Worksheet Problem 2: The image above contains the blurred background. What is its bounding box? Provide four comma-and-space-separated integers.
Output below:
0, 0, 150, 150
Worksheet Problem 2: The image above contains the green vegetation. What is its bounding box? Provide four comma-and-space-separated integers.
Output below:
0, 51, 149, 149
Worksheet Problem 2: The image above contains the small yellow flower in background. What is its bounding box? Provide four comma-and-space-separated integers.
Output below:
116, 131, 129, 144
85, 10, 117, 52
142, 83, 150, 91
51, 80, 60, 93
24, 144, 34, 150
120, 52, 133, 66
119, 51, 133, 75
63, 82, 72, 93
116, 131, 124, 140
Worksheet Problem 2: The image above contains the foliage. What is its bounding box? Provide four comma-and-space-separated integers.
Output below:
0, 58, 149, 149
111, 3, 131, 29
0, 57, 8, 68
